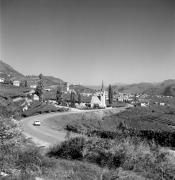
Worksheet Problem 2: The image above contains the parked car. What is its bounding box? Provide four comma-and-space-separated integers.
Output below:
33, 120, 41, 126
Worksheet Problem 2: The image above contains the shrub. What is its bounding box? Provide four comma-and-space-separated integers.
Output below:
15, 146, 42, 175
48, 137, 86, 160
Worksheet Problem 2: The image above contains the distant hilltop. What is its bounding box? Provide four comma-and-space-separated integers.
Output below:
113, 80, 175, 97
0, 60, 25, 79
0, 60, 94, 93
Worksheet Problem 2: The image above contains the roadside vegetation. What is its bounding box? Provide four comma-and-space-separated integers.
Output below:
22, 101, 68, 117
46, 105, 175, 179
48, 135, 175, 179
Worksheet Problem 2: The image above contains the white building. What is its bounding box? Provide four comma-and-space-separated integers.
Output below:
0, 77, 4, 83
33, 94, 39, 101
30, 85, 37, 89
91, 91, 106, 108
160, 102, 165, 106
13, 80, 20, 87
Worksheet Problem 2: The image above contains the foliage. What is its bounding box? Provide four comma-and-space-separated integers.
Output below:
78, 92, 81, 104
48, 136, 175, 179
108, 84, 113, 105
48, 137, 85, 160
70, 91, 76, 107
0, 116, 57, 178
35, 74, 44, 102
0, 117, 22, 173
56, 86, 63, 105
22, 102, 68, 117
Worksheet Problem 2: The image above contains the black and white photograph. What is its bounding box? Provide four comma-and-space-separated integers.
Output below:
0, 0, 175, 179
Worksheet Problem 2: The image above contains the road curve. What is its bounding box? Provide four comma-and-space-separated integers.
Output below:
21, 107, 128, 147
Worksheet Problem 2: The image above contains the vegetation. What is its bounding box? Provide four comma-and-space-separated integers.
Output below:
108, 84, 113, 105
56, 85, 63, 105
48, 136, 175, 180
0, 117, 56, 179
0, 83, 29, 98
70, 91, 76, 107
78, 92, 81, 104
35, 74, 44, 102
22, 102, 68, 117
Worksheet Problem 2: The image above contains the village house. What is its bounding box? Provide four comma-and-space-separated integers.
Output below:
30, 84, 37, 89
13, 80, 20, 87
33, 94, 39, 101
160, 102, 165, 106
0, 77, 5, 83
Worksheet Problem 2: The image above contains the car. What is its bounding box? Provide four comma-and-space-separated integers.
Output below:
33, 120, 41, 126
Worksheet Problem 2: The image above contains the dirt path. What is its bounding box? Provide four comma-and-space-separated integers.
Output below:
21, 106, 128, 148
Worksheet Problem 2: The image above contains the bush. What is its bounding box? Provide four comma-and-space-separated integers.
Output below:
48, 137, 86, 160
15, 146, 42, 175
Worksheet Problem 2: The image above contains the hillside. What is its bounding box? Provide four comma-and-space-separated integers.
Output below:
114, 80, 175, 96
0, 60, 25, 79
26, 75, 65, 88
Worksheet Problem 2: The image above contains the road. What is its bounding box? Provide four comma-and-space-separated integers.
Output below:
21, 107, 128, 147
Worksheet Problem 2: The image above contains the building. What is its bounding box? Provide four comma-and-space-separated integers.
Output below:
13, 80, 20, 87
91, 81, 106, 108
30, 84, 37, 89
66, 82, 70, 92
0, 77, 4, 83
33, 94, 39, 101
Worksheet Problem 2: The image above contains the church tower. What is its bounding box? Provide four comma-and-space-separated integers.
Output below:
101, 80, 106, 107
101, 80, 104, 91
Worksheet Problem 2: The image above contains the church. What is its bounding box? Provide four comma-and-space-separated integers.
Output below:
90, 81, 106, 108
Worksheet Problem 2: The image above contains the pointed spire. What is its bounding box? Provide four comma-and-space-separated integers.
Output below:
101, 80, 104, 91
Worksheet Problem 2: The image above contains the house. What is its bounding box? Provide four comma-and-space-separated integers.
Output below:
13, 80, 20, 87
30, 85, 37, 89
160, 102, 165, 106
45, 88, 51, 92
33, 94, 39, 101
141, 103, 148, 107
0, 77, 4, 83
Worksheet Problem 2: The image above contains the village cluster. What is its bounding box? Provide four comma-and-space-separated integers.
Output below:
0, 74, 171, 113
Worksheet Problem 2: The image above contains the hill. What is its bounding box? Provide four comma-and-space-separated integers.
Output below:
0, 60, 94, 94
26, 75, 65, 88
0, 60, 25, 79
113, 79, 175, 96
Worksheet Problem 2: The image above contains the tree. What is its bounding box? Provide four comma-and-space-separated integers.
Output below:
70, 91, 75, 107
56, 86, 63, 105
108, 84, 113, 105
35, 74, 44, 102
24, 80, 28, 87
0, 117, 21, 172
78, 92, 81, 104
39, 73, 43, 80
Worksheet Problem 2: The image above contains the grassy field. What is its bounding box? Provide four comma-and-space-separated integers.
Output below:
44, 105, 175, 147
43, 108, 126, 131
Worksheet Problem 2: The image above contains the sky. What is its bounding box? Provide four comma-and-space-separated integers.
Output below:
1, 0, 175, 85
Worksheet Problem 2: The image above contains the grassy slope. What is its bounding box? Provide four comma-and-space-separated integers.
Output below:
0, 83, 29, 97
44, 105, 175, 134
43, 108, 126, 131
0, 60, 24, 79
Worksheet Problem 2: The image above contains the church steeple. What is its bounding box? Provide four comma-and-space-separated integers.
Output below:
101, 80, 104, 91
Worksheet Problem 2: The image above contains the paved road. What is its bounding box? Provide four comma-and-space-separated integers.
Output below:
21, 107, 128, 147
